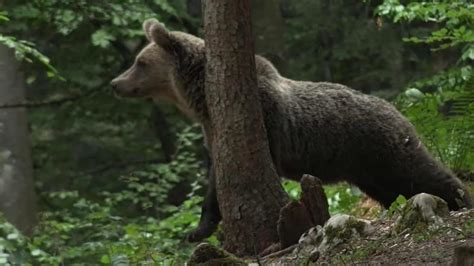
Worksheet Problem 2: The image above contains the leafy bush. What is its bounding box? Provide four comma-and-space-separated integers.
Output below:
0, 10, 60, 78
1, 126, 215, 265
395, 81, 474, 171
378, 0, 474, 171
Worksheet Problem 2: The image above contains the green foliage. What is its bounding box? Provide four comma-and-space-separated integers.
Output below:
8, 0, 178, 40
377, 0, 473, 85
283, 181, 361, 214
325, 184, 363, 214
377, 0, 474, 49
0, 11, 61, 78
378, 0, 474, 171
395, 80, 474, 170
1, 127, 214, 265
464, 218, 474, 235
3, 0, 196, 91
0, 11, 7, 21
387, 195, 407, 218
1, 0, 473, 263
1, 1, 205, 263
282, 180, 301, 200
0, 214, 41, 265
0, 36, 61, 78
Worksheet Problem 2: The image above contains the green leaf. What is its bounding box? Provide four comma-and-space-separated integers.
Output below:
100, 255, 110, 264
0, 12, 9, 22
387, 195, 407, 217
460, 66, 472, 81
405, 88, 424, 102
31, 249, 42, 256
462, 45, 474, 61
7, 233, 18, 240
111, 254, 129, 266
91, 29, 115, 48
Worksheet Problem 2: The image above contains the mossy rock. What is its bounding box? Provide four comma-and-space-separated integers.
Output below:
188, 243, 247, 265
320, 214, 373, 251
394, 193, 449, 234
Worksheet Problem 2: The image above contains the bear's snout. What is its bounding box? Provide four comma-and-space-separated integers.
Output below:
110, 79, 127, 95
110, 80, 118, 90
110, 78, 143, 98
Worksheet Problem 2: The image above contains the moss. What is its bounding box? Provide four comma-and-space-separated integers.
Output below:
187, 243, 246, 266
331, 240, 381, 264
394, 194, 448, 234
466, 181, 474, 197
394, 203, 426, 234
324, 216, 366, 243
463, 218, 474, 235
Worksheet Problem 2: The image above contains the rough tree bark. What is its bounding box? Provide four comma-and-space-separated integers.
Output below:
0, 44, 38, 235
202, 0, 289, 256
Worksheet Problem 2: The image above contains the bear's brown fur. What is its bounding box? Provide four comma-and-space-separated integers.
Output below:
111, 19, 473, 242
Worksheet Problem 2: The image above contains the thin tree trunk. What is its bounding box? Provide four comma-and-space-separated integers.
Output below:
203, 0, 289, 256
0, 44, 38, 235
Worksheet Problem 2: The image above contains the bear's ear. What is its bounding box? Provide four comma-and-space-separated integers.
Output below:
143, 18, 171, 48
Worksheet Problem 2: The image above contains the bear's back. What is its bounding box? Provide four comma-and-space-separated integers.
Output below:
257, 77, 417, 180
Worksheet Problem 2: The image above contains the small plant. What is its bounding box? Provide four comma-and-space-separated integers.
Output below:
282, 180, 301, 200
387, 195, 407, 218
325, 184, 362, 214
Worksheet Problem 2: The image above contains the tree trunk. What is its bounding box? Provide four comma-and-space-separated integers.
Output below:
203, 0, 289, 256
0, 44, 38, 235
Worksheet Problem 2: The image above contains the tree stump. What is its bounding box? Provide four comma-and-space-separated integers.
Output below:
277, 175, 330, 248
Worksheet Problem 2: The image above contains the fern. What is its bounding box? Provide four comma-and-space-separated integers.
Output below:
398, 70, 474, 172
445, 74, 474, 170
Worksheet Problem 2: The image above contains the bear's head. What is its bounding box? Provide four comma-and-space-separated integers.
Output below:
110, 19, 178, 101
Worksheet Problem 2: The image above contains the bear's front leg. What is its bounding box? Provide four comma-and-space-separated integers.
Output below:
187, 151, 221, 242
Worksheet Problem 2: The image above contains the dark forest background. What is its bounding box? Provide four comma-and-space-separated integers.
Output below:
0, 0, 472, 264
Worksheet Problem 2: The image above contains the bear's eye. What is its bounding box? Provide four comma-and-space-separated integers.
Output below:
136, 60, 147, 68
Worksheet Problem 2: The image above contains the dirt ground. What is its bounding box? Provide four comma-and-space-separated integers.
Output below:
257, 195, 473, 265
190, 194, 474, 265
306, 209, 473, 265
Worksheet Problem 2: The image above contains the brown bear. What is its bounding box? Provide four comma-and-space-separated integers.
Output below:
111, 19, 473, 242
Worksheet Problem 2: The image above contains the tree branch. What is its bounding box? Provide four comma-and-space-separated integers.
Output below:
0, 87, 102, 109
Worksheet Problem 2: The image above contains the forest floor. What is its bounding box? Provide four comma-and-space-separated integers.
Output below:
263, 201, 474, 265
317, 209, 473, 265
190, 186, 474, 265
